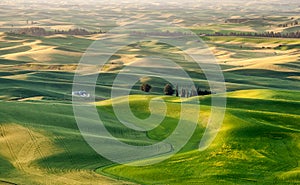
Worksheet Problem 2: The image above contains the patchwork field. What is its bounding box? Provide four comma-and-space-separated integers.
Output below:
0, 1, 299, 184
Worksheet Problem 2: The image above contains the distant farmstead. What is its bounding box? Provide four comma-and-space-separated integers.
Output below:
72, 90, 90, 98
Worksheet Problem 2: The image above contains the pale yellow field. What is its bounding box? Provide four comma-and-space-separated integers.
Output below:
45, 34, 68, 39
1, 39, 81, 63
1, 73, 29, 80
288, 76, 300, 80
18, 96, 44, 101
15, 63, 78, 71
224, 26, 256, 32
224, 54, 299, 72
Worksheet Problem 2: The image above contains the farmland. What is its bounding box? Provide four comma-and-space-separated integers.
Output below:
0, 0, 299, 184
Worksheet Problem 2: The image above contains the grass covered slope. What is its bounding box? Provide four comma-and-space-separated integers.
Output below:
0, 30, 299, 184
0, 101, 138, 184
1, 33, 299, 102
100, 89, 300, 185
1, 89, 298, 184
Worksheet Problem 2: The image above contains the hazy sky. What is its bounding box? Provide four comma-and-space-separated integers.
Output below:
1, 0, 299, 11
2, 0, 299, 4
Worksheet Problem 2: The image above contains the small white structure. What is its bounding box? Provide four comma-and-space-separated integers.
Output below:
72, 90, 90, 98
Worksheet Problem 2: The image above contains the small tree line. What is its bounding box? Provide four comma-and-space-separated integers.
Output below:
11, 27, 106, 37
278, 20, 298, 27
141, 83, 212, 97
131, 30, 300, 38
201, 31, 300, 38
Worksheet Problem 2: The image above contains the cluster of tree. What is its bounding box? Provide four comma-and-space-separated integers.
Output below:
201, 31, 300, 38
164, 84, 175, 95
54, 28, 90, 35
225, 19, 249, 24
140, 83, 152, 92
130, 31, 194, 37
11, 27, 102, 37
278, 20, 298, 27
224, 17, 299, 28
174, 85, 212, 97
197, 89, 212, 96
130, 30, 300, 38
140, 83, 211, 97
26, 19, 38, 25
15, 27, 48, 36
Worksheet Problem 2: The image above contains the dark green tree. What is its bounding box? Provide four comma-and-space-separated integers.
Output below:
164, 84, 174, 95
140, 83, 152, 92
